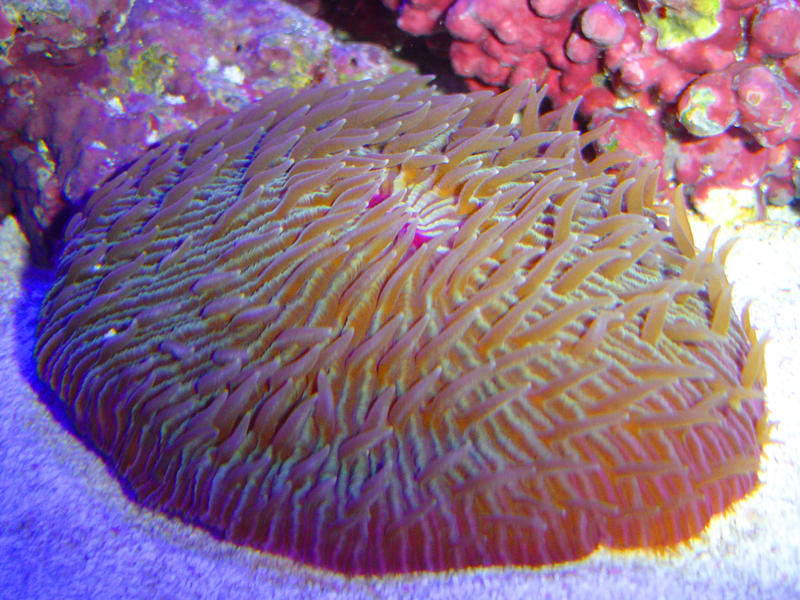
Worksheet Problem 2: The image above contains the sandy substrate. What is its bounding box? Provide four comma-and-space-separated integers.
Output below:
1, 213, 798, 600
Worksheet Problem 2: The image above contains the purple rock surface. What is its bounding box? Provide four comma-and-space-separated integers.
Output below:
0, 0, 412, 264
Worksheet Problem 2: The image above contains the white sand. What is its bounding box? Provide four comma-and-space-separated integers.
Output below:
1, 213, 798, 600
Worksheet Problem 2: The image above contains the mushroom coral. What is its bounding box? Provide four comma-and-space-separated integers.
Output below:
36, 73, 768, 575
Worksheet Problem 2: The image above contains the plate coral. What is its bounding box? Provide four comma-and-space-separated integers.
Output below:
36, 74, 767, 574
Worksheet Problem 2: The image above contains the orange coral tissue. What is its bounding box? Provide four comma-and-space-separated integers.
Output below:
36, 73, 768, 574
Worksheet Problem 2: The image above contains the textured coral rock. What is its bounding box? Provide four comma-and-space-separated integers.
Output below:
677, 71, 740, 138
2, 0, 135, 49
380, 0, 800, 214
0, 0, 411, 264
36, 75, 768, 574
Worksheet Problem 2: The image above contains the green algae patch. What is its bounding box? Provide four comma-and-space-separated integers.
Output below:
643, 0, 722, 50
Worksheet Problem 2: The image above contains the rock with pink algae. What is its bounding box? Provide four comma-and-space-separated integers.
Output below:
734, 65, 800, 147
677, 63, 800, 148
0, 0, 413, 265
380, 0, 800, 217
580, 1, 625, 46
590, 106, 667, 165
677, 70, 740, 137
750, 0, 800, 57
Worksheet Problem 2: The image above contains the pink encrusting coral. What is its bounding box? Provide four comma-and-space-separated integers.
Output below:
36, 75, 768, 575
381, 0, 800, 211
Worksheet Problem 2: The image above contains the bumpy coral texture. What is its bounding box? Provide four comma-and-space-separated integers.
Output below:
36, 75, 767, 574
381, 0, 800, 210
